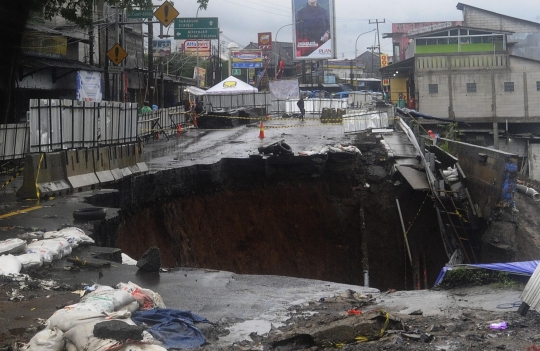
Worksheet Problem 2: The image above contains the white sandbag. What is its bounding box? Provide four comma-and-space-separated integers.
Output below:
63, 320, 120, 351
43, 230, 81, 248
116, 300, 140, 313
117, 282, 166, 310
122, 253, 138, 265
21, 326, 64, 351
58, 227, 95, 245
80, 288, 136, 312
27, 238, 71, 259
47, 308, 106, 332
16, 252, 44, 269
0, 254, 22, 275
0, 238, 27, 255
26, 246, 55, 263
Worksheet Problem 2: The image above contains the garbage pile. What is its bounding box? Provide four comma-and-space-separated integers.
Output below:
19, 282, 209, 350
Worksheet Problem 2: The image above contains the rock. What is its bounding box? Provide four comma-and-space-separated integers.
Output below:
136, 247, 161, 272
93, 320, 144, 341
409, 309, 423, 315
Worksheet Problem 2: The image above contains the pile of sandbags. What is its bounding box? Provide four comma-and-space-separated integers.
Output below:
22, 282, 168, 351
0, 227, 94, 276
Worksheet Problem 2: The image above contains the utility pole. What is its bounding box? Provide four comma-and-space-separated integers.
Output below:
147, 1, 154, 105
367, 46, 377, 76
369, 19, 385, 90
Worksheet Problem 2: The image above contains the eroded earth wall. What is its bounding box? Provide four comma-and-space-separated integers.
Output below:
97, 149, 447, 290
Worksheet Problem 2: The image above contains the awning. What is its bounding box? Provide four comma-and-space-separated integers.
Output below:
21, 56, 102, 72
321, 83, 340, 88
184, 86, 207, 96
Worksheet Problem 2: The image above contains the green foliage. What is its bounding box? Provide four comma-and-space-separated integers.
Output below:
437, 122, 463, 141
41, 0, 209, 27
439, 141, 450, 153
439, 268, 524, 289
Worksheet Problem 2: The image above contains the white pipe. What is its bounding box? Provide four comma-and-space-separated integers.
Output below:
516, 184, 540, 201
363, 270, 369, 287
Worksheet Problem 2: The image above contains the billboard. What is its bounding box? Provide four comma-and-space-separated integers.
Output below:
182, 40, 211, 58
152, 39, 171, 57
21, 32, 67, 59
292, 0, 336, 60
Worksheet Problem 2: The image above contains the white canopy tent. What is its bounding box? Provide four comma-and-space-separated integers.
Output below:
205, 76, 258, 95
184, 86, 207, 96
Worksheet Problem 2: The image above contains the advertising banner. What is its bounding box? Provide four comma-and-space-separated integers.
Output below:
182, 40, 211, 57
21, 32, 67, 59
193, 67, 206, 87
152, 39, 171, 57
76, 70, 102, 102
292, 0, 336, 60
258, 32, 272, 51
232, 51, 263, 68
380, 53, 389, 68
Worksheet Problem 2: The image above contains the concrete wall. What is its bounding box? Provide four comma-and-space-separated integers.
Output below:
430, 138, 518, 218
417, 54, 540, 120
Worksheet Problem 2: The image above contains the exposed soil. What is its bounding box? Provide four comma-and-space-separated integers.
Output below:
111, 134, 447, 292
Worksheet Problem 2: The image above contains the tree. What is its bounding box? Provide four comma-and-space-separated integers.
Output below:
0, 0, 209, 122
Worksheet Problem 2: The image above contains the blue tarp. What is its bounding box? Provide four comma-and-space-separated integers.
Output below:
434, 260, 539, 287
131, 308, 210, 349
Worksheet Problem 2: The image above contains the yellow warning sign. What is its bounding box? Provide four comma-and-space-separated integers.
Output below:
154, 1, 179, 27
107, 44, 128, 65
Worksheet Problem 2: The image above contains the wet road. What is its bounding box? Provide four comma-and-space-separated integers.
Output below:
0, 116, 376, 346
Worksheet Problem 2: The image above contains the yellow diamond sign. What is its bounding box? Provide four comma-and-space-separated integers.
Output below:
154, 1, 179, 27
107, 44, 128, 65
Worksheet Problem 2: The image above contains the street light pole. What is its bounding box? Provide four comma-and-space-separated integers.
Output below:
274, 22, 298, 79
195, 8, 200, 87
354, 29, 376, 89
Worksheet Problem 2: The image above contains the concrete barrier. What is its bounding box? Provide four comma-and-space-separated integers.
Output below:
108, 146, 124, 181
117, 145, 133, 178
125, 144, 140, 175
17, 152, 71, 198
135, 143, 148, 174
65, 149, 100, 191
93, 147, 115, 184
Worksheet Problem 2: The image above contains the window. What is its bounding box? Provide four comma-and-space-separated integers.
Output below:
429, 84, 438, 94
450, 29, 459, 36
537, 81, 540, 91
504, 82, 514, 92
467, 83, 477, 93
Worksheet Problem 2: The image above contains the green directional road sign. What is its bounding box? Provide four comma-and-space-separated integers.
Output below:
127, 9, 153, 19
174, 28, 219, 40
174, 17, 218, 29
232, 69, 241, 75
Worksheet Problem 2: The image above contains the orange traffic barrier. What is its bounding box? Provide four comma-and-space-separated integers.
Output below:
176, 124, 183, 135
259, 121, 265, 139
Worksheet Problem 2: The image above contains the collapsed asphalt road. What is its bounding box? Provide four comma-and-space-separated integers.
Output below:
1, 117, 539, 350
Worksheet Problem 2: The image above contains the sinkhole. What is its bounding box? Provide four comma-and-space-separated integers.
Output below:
93, 138, 448, 291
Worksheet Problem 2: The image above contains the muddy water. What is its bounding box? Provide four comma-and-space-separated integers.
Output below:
99, 152, 447, 290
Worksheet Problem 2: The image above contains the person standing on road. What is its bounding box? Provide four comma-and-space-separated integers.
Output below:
297, 96, 305, 121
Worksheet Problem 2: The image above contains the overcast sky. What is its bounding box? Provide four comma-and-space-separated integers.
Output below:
154, 0, 540, 59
